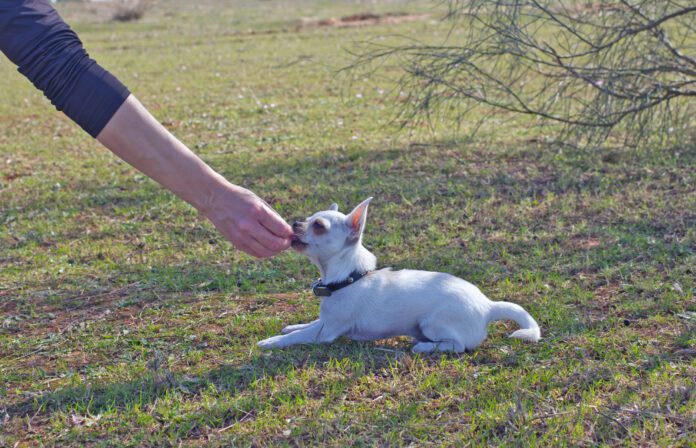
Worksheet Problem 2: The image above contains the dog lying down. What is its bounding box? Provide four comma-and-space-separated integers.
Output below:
258, 198, 540, 353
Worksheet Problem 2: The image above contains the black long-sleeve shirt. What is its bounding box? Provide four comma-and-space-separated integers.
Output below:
0, 0, 130, 137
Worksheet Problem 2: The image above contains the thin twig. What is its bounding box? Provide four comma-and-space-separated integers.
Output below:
529, 410, 575, 421
592, 406, 630, 434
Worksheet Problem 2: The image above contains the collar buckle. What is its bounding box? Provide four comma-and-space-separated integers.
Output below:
312, 284, 333, 297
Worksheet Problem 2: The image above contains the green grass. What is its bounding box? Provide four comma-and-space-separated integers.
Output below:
1, 0, 694, 446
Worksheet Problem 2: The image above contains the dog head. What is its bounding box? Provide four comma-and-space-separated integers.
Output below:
291, 197, 372, 260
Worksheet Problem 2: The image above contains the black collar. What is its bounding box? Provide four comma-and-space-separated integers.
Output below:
311, 270, 369, 297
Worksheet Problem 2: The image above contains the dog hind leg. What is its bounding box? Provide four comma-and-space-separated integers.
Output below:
412, 321, 468, 353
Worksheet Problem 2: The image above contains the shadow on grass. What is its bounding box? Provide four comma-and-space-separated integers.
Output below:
8, 324, 693, 425
4, 139, 694, 425
241, 139, 694, 206
6, 342, 408, 418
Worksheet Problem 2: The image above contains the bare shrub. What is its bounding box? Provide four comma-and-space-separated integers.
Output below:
112, 0, 154, 22
350, 1, 696, 147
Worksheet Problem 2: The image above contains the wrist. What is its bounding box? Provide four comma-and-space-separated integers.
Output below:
189, 170, 235, 216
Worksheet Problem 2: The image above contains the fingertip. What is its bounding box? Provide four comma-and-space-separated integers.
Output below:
259, 209, 294, 238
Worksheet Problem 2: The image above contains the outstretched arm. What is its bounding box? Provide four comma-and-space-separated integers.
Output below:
97, 95, 292, 258
0, 0, 291, 257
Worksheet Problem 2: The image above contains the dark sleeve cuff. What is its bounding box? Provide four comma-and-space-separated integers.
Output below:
0, 0, 131, 138
56, 58, 131, 138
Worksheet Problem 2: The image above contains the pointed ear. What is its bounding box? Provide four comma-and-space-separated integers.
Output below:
329, 203, 339, 212
345, 197, 373, 239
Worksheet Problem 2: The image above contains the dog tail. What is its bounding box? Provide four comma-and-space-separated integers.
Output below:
488, 301, 541, 342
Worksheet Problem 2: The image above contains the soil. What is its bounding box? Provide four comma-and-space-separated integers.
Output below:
298, 12, 429, 29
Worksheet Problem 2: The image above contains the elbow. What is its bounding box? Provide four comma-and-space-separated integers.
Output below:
16, 30, 130, 137
0, 0, 129, 137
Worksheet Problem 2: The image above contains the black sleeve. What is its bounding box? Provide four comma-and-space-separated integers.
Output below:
0, 0, 130, 137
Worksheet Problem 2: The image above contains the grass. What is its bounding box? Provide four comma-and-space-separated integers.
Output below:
1, 0, 694, 446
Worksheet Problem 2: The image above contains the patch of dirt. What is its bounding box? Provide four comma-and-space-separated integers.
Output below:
298, 12, 429, 30
234, 292, 306, 313
2, 290, 308, 399
575, 238, 602, 250
5, 288, 307, 340
54, 0, 152, 23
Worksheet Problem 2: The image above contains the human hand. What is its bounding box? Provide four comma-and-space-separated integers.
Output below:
203, 184, 292, 258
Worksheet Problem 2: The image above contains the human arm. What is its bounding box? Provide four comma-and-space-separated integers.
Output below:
0, 0, 292, 257
97, 95, 292, 258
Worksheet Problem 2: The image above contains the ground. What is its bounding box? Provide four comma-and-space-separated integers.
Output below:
0, 0, 694, 446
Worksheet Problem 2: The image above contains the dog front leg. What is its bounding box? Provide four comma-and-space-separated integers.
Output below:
257, 320, 345, 349
281, 319, 320, 334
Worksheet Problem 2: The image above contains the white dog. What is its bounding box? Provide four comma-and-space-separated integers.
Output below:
258, 198, 540, 353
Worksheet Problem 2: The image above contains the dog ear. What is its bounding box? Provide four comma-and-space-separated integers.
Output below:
345, 197, 372, 241
329, 203, 339, 211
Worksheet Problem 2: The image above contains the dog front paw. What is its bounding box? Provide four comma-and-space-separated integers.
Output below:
257, 335, 283, 350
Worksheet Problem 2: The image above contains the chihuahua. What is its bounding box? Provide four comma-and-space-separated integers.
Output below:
257, 198, 540, 353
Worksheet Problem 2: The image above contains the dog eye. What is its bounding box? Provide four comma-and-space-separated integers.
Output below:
313, 221, 325, 230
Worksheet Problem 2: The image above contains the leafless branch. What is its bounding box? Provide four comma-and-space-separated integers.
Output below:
348, 0, 696, 146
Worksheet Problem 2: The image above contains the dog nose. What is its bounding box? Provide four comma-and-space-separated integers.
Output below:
292, 221, 304, 231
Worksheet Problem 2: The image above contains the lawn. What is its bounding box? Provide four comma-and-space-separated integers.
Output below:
1, 0, 694, 446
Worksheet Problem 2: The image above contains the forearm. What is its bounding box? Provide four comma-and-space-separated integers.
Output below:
97, 95, 229, 213
96, 95, 292, 257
